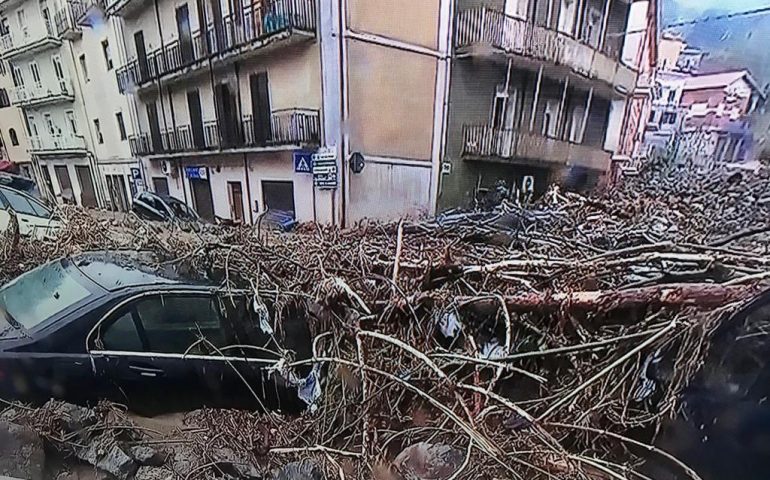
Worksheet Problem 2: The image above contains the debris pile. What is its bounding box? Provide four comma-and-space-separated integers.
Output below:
2, 164, 770, 479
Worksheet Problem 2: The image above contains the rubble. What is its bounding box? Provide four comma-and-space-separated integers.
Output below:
3, 163, 770, 478
0, 420, 44, 480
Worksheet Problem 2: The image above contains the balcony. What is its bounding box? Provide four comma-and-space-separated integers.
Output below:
54, 2, 83, 40
455, 7, 636, 96
9, 79, 75, 107
116, 0, 316, 94
129, 108, 321, 156
71, 0, 106, 27
0, 23, 61, 59
30, 133, 87, 154
462, 124, 611, 171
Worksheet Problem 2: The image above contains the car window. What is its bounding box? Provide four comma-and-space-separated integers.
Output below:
0, 187, 39, 216
102, 310, 143, 351
134, 294, 226, 354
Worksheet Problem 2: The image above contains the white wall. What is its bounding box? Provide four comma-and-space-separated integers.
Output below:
604, 99, 626, 152
347, 159, 432, 222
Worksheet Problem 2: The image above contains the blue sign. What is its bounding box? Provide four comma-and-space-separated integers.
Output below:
293, 150, 313, 173
130, 167, 142, 180
185, 166, 208, 180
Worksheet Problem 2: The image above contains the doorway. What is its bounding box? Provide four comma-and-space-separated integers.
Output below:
190, 174, 214, 221
152, 177, 170, 196
147, 102, 163, 152
249, 72, 272, 146
75, 165, 98, 207
53, 165, 74, 204
176, 4, 194, 64
187, 89, 205, 149
227, 181, 244, 223
106, 174, 129, 212
135, 31, 149, 81
261, 180, 295, 216
214, 83, 240, 148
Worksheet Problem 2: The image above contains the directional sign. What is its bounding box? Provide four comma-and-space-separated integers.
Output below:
312, 146, 338, 190
293, 150, 313, 173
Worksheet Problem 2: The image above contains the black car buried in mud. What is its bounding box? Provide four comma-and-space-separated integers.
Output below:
0, 252, 315, 413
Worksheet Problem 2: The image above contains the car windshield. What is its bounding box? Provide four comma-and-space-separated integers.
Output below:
166, 197, 198, 220
0, 260, 92, 331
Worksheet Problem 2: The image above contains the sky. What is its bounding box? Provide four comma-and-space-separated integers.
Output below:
668, 0, 769, 15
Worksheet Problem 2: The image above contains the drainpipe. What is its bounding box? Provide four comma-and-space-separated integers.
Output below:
338, 0, 347, 228
529, 65, 543, 131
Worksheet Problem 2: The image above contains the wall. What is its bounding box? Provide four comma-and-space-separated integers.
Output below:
0, 61, 31, 164
347, 0, 440, 50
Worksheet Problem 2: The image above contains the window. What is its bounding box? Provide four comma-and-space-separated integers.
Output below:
133, 295, 226, 354
667, 90, 676, 103
9, 128, 18, 146
0, 59, 6, 76
16, 10, 27, 37
101, 39, 113, 71
115, 112, 126, 140
44, 114, 55, 135
29, 61, 40, 85
93, 119, 103, 143
79, 54, 89, 82
26, 116, 37, 137
65, 110, 77, 135
662, 112, 677, 125
10, 64, 23, 87
51, 55, 64, 82
0, 89, 9, 108
0, 187, 50, 218
0, 19, 8, 37
101, 310, 143, 351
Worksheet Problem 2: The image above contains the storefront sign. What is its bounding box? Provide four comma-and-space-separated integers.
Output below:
185, 166, 208, 180
293, 151, 313, 173
312, 146, 338, 190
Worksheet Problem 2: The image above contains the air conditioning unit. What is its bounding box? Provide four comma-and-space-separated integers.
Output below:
160, 160, 174, 176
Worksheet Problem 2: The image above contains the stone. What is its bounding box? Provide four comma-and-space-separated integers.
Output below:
0, 420, 45, 480
394, 442, 465, 480
45, 401, 99, 434
134, 466, 172, 480
211, 447, 261, 479
270, 460, 323, 480
75, 434, 137, 480
129, 445, 166, 466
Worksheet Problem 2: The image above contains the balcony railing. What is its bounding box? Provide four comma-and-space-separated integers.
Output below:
71, 0, 106, 26
0, 22, 60, 58
129, 108, 320, 156
462, 124, 611, 171
116, 0, 316, 93
54, 2, 83, 39
9, 79, 75, 106
455, 8, 635, 93
30, 133, 87, 152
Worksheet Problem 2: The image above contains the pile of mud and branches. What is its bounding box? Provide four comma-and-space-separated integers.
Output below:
2, 164, 770, 479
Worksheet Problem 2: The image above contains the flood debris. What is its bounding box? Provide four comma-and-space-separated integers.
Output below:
3, 163, 770, 478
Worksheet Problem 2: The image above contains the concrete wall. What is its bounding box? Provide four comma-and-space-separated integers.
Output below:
347, 0, 440, 50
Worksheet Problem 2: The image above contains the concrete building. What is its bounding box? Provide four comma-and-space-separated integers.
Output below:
437, 0, 637, 210
0, 0, 139, 209
0, 58, 33, 175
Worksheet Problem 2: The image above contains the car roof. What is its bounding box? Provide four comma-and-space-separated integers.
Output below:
71, 251, 213, 292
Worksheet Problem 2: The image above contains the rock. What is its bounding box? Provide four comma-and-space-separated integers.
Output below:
0, 420, 45, 480
45, 401, 98, 434
75, 434, 137, 480
211, 447, 261, 479
394, 443, 464, 480
270, 460, 323, 480
129, 445, 166, 466
134, 466, 171, 480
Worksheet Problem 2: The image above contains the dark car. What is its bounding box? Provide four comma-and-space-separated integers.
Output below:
131, 191, 202, 225
0, 252, 314, 413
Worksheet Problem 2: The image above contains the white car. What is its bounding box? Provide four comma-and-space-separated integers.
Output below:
0, 185, 61, 239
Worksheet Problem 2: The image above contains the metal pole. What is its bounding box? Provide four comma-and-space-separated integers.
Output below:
557, 76, 569, 139
529, 65, 543, 132
599, 0, 612, 50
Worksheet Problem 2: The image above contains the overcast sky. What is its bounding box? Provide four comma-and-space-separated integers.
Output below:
671, 0, 768, 14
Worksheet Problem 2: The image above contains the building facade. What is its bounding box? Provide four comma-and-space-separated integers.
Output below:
438, 0, 638, 210
0, 0, 139, 209
0, 58, 33, 175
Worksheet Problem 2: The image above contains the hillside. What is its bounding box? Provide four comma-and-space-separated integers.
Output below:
662, 0, 770, 86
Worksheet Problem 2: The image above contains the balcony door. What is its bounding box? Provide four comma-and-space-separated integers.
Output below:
29, 61, 41, 87
176, 4, 194, 64
134, 31, 149, 82
52, 55, 66, 92
11, 64, 23, 87
39, 1, 53, 37
491, 85, 518, 157
146, 102, 163, 152
214, 83, 240, 148
187, 89, 205, 149
249, 72, 271, 146
557, 0, 577, 35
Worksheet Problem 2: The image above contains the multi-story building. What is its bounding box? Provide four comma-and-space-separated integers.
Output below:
437, 0, 638, 209
0, 0, 138, 209
0, 58, 33, 175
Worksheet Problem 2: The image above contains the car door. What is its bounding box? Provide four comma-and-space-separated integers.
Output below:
87, 290, 241, 413
0, 186, 60, 238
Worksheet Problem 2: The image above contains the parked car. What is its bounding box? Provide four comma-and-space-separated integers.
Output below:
0, 172, 42, 200
0, 185, 61, 239
131, 191, 202, 226
0, 251, 313, 413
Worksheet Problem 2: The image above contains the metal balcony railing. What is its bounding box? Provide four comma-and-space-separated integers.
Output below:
455, 7, 631, 83
128, 108, 320, 156
116, 0, 316, 93
462, 124, 611, 171
54, 2, 83, 38
0, 21, 59, 58
9, 79, 75, 106
30, 133, 87, 152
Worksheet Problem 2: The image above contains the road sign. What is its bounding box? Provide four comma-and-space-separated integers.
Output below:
185, 166, 208, 180
293, 151, 313, 173
130, 167, 142, 179
312, 146, 338, 190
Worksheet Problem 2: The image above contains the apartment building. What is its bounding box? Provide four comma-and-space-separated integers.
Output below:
0, 58, 33, 175
438, 0, 637, 209
0, 0, 138, 209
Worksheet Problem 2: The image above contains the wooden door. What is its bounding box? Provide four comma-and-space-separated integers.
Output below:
177, 4, 194, 63
135, 31, 149, 81
187, 89, 205, 149
249, 72, 271, 145
147, 102, 163, 152
75, 165, 97, 208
